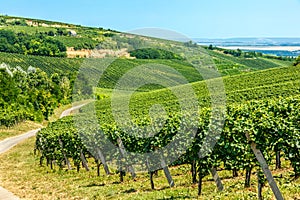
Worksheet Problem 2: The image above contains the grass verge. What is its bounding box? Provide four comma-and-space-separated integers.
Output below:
0, 121, 42, 141
0, 103, 73, 142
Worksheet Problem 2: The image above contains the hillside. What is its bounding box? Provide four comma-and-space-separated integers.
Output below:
0, 51, 82, 74
94, 64, 300, 124
0, 15, 296, 129
0, 15, 293, 80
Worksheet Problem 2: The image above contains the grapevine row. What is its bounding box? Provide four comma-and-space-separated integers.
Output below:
35, 96, 300, 196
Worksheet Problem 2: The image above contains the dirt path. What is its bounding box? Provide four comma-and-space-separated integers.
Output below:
0, 103, 87, 200
0, 129, 40, 155
59, 104, 88, 118
0, 187, 19, 200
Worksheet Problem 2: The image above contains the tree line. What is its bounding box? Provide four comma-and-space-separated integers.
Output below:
129, 48, 184, 60
0, 29, 67, 57
207, 44, 294, 61
294, 55, 300, 66
0, 63, 72, 127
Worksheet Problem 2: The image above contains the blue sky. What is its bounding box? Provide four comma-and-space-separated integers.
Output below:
0, 0, 300, 38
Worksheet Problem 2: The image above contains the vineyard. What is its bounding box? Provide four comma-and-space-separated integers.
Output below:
2, 47, 293, 128
35, 96, 300, 198
1, 15, 300, 199
0, 49, 292, 83
35, 63, 300, 198
94, 65, 300, 123
0, 52, 82, 75
208, 50, 293, 75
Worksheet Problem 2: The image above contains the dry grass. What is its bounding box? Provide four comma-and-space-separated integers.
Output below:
0, 121, 43, 141
0, 137, 299, 200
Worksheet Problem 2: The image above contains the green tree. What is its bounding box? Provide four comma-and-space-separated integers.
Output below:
12, 19, 27, 26
0, 17, 6, 25
0, 65, 20, 103
294, 56, 300, 66
184, 40, 197, 47
0, 30, 67, 57
60, 76, 71, 103
0, 30, 16, 44
48, 30, 55, 36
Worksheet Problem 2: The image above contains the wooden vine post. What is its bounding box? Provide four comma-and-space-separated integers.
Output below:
145, 156, 175, 189
80, 149, 90, 171
197, 166, 224, 195
160, 157, 175, 187
210, 167, 224, 191
117, 138, 136, 178
276, 151, 281, 169
246, 133, 284, 200
96, 148, 110, 175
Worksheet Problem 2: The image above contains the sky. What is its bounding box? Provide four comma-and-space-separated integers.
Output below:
0, 0, 300, 39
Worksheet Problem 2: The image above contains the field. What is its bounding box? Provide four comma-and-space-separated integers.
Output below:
94, 64, 300, 124
30, 64, 300, 199
0, 48, 292, 79
208, 50, 293, 75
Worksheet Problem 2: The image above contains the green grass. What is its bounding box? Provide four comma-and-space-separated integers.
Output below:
0, 138, 299, 199
0, 105, 71, 141
0, 15, 76, 27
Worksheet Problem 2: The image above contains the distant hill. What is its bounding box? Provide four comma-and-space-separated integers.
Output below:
0, 15, 294, 80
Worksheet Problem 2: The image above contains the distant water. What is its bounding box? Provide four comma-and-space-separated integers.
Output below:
244, 49, 300, 57
196, 38, 300, 57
